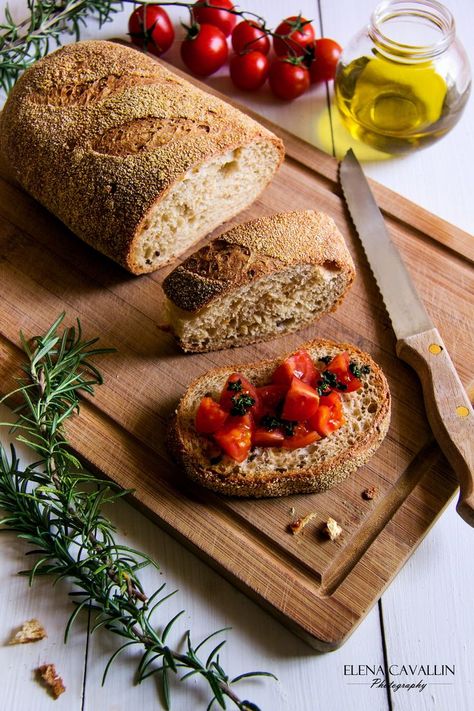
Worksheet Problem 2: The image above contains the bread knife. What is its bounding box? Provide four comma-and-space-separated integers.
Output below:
339, 149, 474, 527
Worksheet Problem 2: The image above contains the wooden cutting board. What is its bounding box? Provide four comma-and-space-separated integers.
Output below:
0, 59, 472, 651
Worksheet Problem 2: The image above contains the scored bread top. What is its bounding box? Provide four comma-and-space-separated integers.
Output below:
0, 40, 284, 272
163, 210, 355, 312
170, 339, 391, 497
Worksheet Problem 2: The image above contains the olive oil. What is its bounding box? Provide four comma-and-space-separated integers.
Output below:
335, 53, 469, 154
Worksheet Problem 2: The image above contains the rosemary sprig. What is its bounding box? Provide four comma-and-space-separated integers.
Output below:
0, 313, 275, 709
0, 0, 122, 93
0, 1, 309, 94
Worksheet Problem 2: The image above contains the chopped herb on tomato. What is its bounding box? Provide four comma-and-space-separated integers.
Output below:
349, 362, 371, 378
230, 392, 256, 416
260, 414, 281, 431
220, 373, 258, 413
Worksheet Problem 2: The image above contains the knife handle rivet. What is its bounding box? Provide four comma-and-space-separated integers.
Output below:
456, 406, 470, 418
428, 343, 443, 355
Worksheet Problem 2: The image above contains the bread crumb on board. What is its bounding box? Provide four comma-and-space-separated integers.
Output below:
36, 663, 66, 699
362, 486, 379, 500
9, 619, 47, 645
288, 512, 317, 534
323, 517, 343, 541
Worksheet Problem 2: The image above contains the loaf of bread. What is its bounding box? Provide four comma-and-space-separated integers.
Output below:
169, 339, 391, 497
0, 40, 284, 274
163, 211, 355, 351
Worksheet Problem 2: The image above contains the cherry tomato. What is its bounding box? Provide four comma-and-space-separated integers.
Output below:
308, 38, 342, 83
272, 350, 319, 389
282, 423, 321, 450
213, 414, 253, 462
219, 373, 259, 415
253, 428, 285, 447
181, 24, 228, 76
326, 352, 362, 392
195, 397, 228, 434
269, 58, 310, 100
232, 20, 270, 55
281, 377, 320, 421
128, 5, 174, 56
230, 51, 269, 91
273, 16, 315, 57
192, 0, 236, 37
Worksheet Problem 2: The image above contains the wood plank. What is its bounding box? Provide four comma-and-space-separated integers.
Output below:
0, 45, 471, 651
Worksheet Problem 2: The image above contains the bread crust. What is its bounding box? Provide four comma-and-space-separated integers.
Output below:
0, 40, 284, 274
169, 339, 391, 497
163, 210, 355, 312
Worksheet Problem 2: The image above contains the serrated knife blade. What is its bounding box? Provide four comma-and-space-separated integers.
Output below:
340, 149, 433, 340
339, 149, 474, 527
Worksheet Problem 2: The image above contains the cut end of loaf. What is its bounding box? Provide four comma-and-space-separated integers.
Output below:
130, 141, 281, 274
170, 340, 391, 498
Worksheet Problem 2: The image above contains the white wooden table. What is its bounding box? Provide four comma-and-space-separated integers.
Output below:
1, 1, 473, 710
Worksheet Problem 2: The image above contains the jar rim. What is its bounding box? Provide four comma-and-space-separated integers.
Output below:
369, 0, 455, 60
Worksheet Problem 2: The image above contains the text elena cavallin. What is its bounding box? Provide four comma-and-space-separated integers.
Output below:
343, 664, 455, 693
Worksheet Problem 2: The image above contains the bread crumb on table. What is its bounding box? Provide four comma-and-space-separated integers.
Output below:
36, 664, 66, 699
9, 619, 47, 645
362, 486, 379, 500
288, 512, 317, 534
323, 517, 343, 541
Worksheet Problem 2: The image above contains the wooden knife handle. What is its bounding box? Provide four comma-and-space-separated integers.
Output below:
396, 328, 474, 527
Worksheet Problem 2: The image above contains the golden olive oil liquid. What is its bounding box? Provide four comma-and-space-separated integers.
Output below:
335, 55, 454, 153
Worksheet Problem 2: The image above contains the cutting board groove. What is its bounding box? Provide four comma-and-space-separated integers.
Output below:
0, 56, 472, 650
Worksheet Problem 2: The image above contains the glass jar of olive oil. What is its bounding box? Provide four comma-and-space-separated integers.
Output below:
334, 0, 471, 153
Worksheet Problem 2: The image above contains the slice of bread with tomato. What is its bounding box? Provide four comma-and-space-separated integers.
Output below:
169, 339, 391, 497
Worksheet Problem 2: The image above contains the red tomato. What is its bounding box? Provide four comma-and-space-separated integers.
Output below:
232, 20, 270, 55
181, 24, 228, 76
230, 51, 269, 91
308, 38, 342, 83
310, 405, 336, 437
320, 391, 343, 412
195, 397, 228, 434
253, 428, 285, 447
219, 373, 258, 414
272, 350, 319, 389
309, 388, 345, 436
273, 16, 315, 57
255, 384, 286, 415
269, 58, 310, 100
282, 423, 321, 450
128, 5, 174, 56
282, 377, 320, 421
327, 352, 362, 392
213, 414, 253, 462
193, 0, 236, 37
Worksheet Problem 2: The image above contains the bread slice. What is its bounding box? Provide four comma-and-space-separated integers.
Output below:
0, 40, 284, 274
163, 211, 355, 352
170, 339, 390, 497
